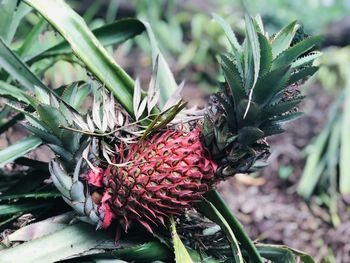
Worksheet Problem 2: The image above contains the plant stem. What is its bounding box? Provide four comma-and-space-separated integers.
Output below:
204, 189, 263, 263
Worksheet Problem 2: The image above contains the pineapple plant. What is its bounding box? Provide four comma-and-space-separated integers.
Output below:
0, 0, 321, 262
46, 17, 320, 235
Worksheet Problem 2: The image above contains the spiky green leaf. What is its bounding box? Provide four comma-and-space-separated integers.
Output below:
24, 0, 135, 116
291, 51, 322, 68
272, 35, 322, 70
204, 190, 264, 263
257, 244, 316, 263
260, 125, 285, 137
196, 200, 243, 263
261, 96, 304, 120
0, 81, 36, 105
288, 67, 318, 86
0, 191, 60, 202
237, 100, 261, 127
244, 15, 260, 91
253, 66, 291, 107
0, 38, 52, 93
0, 1, 31, 44
142, 20, 177, 107
257, 245, 297, 262
212, 13, 242, 74
112, 242, 173, 262
238, 126, 264, 145
271, 21, 298, 59
0, 202, 51, 216
36, 104, 68, 137
0, 223, 115, 262
170, 216, 194, 263
28, 18, 145, 63
221, 55, 245, 107
60, 82, 91, 110
0, 136, 42, 168
17, 17, 46, 57
25, 124, 62, 146
267, 112, 303, 124
212, 13, 241, 52
258, 33, 272, 76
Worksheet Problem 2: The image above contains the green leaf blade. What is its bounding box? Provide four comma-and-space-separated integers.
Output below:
288, 66, 319, 86
261, 96, 304, 120
24, 0, 135, 116
28, 18, 145, 63
0, 202, 51, 216
0, 223, 113, 263
0, 136, 42, 168
253, 66, 291, 107
170, 216, 194, 263
221, 55, 245, 107
204, 190, 264, 263
244, 14, 260, 91
258, 33, 272, 76
196, 201, 243, 263
340, 68, 350, 194
0, 38, 50, 92
212, 13, 241, 54
271, 21, 298, 59
272, 35, 322, 70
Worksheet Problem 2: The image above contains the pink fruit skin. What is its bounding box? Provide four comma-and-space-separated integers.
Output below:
86, 128, 217, 232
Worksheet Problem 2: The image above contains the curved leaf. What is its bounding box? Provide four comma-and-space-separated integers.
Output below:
112, 241, 172, 261
243, 15, 261, 118
252, 66, 291, 107
27, 18, 145, 64
0, 38, 51, 92
220, 54, 245, 109
0, 81, 35, 105
244, 14, 260, 91
288, 66, 318, 86
271, 21, 298, 59
272, 35, 322, 70
340, 67, 350, 194
0, 191, 60, 202
170, 215, 194, 263
196, 200, 243, 263
0, 202, 52, 216
212, 13, 243, 76
0, 136, 42, 168
204, 190, 263, 263
0, 223, 112, 263
24, 0, 135, 116
258, 33, 272, 76
142, 20, 178, 107
257, 244, 316, 263
0, 1, 31, 44
17, 17, 46, 57
212, 13, 241, 53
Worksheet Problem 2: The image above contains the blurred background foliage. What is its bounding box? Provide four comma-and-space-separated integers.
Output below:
1, 0, 350, 262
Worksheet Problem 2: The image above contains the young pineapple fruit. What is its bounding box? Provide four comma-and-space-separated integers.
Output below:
20, 16, 321, 233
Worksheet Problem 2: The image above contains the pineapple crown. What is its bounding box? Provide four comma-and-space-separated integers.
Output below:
201, 14, 322, 176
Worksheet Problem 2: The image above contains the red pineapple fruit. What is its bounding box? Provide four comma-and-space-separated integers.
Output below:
86, 128, 217, 232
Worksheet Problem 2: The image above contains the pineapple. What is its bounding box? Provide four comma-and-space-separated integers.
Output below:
87, 128, 217, 233
14, 16, 321, 234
